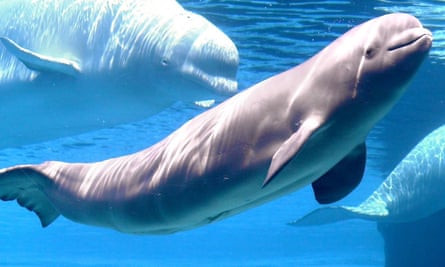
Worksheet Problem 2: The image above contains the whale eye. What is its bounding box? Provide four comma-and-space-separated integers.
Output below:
161, 58, 169, 66
365, 47, 376, 59
180, 12, 191, 19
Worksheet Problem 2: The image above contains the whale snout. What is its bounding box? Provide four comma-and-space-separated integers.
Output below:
388, 27, 433, 53
181, 22, 239, 94
379, 14, 432, 55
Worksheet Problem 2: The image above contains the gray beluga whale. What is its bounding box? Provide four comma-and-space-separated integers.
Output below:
291, 125, 445, 227
0, 13, 432, 234
0, 0, 239, 148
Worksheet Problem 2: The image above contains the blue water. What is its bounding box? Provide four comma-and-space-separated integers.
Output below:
1, 1, 445, 266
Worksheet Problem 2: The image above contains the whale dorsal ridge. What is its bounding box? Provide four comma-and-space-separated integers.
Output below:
0, 37, 80, 77
0, 165, 60, 227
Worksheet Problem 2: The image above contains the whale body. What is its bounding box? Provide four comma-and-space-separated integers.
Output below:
291, 125, 445, 226
0, 14, 432, 234
0, 0, 239, 148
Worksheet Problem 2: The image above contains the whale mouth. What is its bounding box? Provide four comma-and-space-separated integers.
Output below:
388, 28, 433, 51
183, 67, 239, 94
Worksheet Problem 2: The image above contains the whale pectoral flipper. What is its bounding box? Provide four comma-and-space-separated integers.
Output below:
289, 201, 389, 226
0, 37, 80, 77
0, 166, 60, 227
288, 206, 363, 226
311, 143, 366, 204
194, 99, 216, 108
263, 117, 323, 187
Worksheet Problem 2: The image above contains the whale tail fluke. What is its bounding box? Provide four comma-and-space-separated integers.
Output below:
0, 165, 60, 227
288, 205, 383, 227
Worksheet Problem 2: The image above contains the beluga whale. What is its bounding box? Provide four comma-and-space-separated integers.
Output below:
0, 0, 239, 148
0, 13, 432, 234
290, 124, 445, 226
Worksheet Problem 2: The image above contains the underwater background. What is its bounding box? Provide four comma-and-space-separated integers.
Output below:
1, 0, 445, 266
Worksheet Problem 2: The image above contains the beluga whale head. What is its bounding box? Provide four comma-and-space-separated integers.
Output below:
336, 13, 432, 125
294, 13, 432, 159
163, 11, 239, 96
112, 6, 239, 100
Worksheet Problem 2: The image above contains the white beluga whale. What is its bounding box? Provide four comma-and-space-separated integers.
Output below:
291, 125, 445, 226
0, 0, 239, 148
0, 14, 432, 234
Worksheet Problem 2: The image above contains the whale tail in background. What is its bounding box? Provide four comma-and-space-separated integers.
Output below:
0, 165, 60, 227
288, 204, 388, 226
